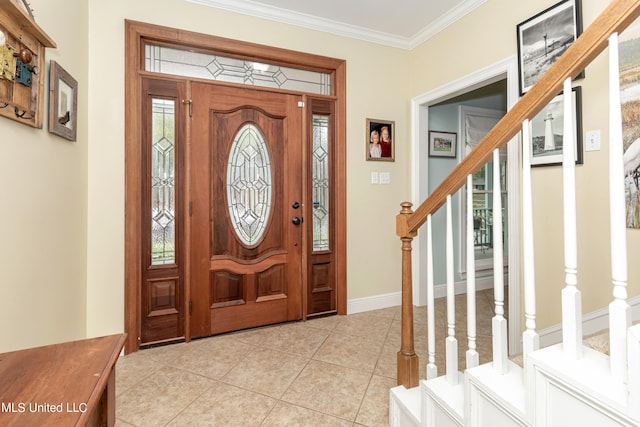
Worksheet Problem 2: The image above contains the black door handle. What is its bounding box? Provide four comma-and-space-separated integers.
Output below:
292, 216, 302, 225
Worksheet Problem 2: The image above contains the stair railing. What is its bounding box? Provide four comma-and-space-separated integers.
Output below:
397, 0, 640, 388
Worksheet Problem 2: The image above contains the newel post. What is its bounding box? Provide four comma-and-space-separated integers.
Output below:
397, 202, 419, 388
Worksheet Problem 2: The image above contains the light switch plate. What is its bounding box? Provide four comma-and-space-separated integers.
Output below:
379, 172, 391, 184
371, 172, 379, 184
585, 130, 601, 151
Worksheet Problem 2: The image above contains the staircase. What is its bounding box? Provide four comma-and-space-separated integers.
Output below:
390, 0, 640, 425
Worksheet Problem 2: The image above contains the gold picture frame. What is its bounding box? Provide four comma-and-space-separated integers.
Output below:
366, 118, 395, 161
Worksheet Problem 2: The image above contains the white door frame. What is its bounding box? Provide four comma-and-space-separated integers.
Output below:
411, 55, 522, 355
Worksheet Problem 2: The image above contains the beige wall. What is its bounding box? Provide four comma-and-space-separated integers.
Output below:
84, 0, 412, 337
0, 0, 88, 352
409, 0, 640, 330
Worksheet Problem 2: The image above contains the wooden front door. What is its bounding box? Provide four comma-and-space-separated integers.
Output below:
189, 83, 304, 337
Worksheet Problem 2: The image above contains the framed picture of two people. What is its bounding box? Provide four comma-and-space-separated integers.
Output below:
366, 118, 394, 162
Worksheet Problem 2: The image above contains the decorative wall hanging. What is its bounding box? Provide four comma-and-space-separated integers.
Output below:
517, 0, 583, 96
366, 118, 394, 162
428, 131, 457, 158
529, 86, 582, 167
0, 0, 56, 128
48, 61, 77, 141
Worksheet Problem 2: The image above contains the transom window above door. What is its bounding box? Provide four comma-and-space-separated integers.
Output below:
145, 43, 332, 95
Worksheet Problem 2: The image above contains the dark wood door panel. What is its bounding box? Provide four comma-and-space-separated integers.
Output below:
190, 83, 303, 338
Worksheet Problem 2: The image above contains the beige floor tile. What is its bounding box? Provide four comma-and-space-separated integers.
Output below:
231, 323, 282, 346
171, 334, 256, 380
140, 341, 190, 365
313, 332, 383, 373
115, 351, 164, 396
116, 366, 214, 426
355, 375, 398, 427
373, 342, 398, 380
361, 306, 398, 320
114, 289, 506, 427
333, 312, 393, 342
166, 380, 277, 426
305, 314, 345, 331
384, 320, 401, 348
282, 360, 371, 421
221, 347, 309, 398
261, 401, 353, 427
261, 322, 330, 357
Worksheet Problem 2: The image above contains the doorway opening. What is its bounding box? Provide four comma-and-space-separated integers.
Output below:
411, 56, 522, 355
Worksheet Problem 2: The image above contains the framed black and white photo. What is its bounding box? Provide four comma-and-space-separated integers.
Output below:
428, 131, 457, 158
48, 61, 77, 141
517, 0, 583, 95
529, 86, 582, 167
366, 118, 394, 161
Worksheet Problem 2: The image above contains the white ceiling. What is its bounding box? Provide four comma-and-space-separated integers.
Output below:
185, 0, 488, 49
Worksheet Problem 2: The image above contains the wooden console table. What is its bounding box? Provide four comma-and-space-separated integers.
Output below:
0, 334, 126, 426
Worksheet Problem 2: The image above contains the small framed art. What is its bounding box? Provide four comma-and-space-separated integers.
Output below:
49, 60, 77, 141
428, 131, 457, 158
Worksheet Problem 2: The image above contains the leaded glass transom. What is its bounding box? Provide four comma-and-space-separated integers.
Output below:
151, 98, 176, 265
145, 43, 331, 95
227, 124, 272, 246
312, 115, 330, 251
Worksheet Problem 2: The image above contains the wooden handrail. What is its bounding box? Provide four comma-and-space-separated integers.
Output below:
405, 0, 640, 234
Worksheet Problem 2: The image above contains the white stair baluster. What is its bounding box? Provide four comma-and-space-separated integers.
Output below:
466, 175, 479, 369
608, 32, 631, 382
522, 119, 539, 366
561, 77, 583, 360
446, 195, 459, 384
492, 149, 508, 374
426, 214, 438, 379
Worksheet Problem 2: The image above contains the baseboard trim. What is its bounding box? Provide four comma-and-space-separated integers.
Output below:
346, 276, 499, 314
538, 294, 640, 347
347, 291, 402, 315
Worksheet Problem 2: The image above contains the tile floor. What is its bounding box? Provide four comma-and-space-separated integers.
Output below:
115, 289, 499, 426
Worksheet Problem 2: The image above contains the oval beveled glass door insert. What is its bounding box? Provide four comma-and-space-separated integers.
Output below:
226, 123, 273, 246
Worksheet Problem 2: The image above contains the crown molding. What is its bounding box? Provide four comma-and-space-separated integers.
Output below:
185, 0, 487, 50
409, 0, 487, 49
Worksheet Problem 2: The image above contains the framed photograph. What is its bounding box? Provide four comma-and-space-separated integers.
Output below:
529, 86, 582, 167
366, 118, 394, 161
428, 131, 457, 158
48, 61, 77, 141
517, 0, 583, 96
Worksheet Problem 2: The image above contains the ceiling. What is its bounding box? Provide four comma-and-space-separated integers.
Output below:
185, 0, 488, 49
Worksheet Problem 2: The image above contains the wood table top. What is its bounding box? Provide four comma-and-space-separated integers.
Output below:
0, 334, 126, 426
